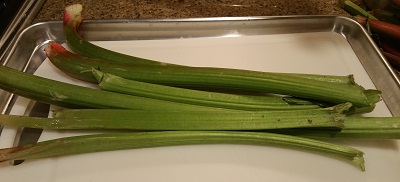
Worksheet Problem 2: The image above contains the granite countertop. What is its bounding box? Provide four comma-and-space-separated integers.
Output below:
34, 0, 365, 23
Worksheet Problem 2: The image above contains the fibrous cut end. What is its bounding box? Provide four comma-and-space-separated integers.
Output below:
63, 4, 83, 27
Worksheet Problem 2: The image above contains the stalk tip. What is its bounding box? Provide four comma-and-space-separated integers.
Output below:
353, 155, 366, 171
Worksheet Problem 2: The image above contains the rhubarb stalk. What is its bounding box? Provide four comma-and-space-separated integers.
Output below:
354, 15, 400, 41
0, 131, 366, 171
45, 42, 381, 110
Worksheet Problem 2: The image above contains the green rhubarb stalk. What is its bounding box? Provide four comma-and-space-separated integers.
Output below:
0, 104, 348, 130
92, 69, 320, 111
0, 131, 366, 171
341, 0, 378, 20
63, 4, 361, 87
272, 116, 400, 139
52, 102, 351, 119
63, 4, 179, 66
45, 42, 381, 110
46, 42, 357, 87
64, 5, 358, 85
0, 65, 230, 111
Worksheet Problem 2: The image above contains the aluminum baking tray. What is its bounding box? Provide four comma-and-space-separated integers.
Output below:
0, 16, 400, 181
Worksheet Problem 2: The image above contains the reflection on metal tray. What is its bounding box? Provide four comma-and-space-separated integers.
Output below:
0, 0, 46, 59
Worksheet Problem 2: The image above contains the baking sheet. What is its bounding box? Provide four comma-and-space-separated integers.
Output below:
0, 16, 400, 181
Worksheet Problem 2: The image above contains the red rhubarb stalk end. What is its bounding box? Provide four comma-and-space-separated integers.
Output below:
354, 15, 400, 41
44, 41, 73, 58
